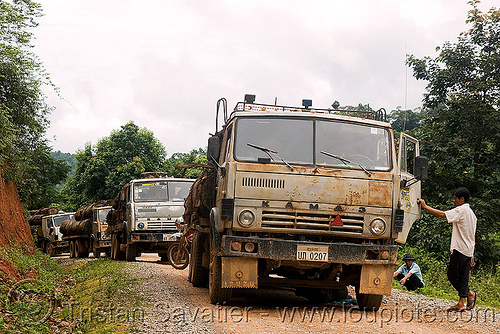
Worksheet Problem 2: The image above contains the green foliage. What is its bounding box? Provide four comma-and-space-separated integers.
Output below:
0, 247, 140, 333
407, 1, 500, 267
51, 150, 75, 176
62, 122, 166, 209
387, 107, 423, 137
162, 148, 208, 179
0, 0, 69, 210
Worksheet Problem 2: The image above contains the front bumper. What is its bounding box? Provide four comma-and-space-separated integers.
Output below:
220, 235, 398, 265
129, 231, 179, 243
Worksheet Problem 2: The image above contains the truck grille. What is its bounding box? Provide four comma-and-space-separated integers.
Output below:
146, 221, 176, 230
261, 210, 364, 234
242, 177, 285, 189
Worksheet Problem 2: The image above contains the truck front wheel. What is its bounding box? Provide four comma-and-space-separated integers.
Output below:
208, 254, 232, 304
355, 286, 383, 311
190, 231, 209, 287
111, 233, 125, 260
92, 242, 101, 258
126, 244, 137, 261
45, 242, 56, 257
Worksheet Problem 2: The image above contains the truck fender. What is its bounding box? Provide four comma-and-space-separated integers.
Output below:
209, 207, 222, 251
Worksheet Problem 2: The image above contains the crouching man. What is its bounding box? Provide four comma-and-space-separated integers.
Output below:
393, 253, 424, 291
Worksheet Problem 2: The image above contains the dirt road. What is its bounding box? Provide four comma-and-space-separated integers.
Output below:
123, 254, 499, 334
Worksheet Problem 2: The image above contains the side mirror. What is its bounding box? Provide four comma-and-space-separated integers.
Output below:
414, 155, 428, 181
207, 135, 220, 165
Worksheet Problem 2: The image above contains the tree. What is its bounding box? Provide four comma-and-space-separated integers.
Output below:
1, 0, 69, 209
407, 1, 500, 266
62, 122, 166, 209
162, 148, 208, 179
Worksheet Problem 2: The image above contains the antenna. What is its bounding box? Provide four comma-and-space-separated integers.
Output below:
404, 42, 408, 132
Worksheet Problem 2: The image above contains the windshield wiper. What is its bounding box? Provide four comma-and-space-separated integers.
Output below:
320, 150, 371, 177
247, 143, 294, 171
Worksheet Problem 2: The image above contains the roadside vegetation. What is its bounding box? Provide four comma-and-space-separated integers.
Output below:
1, 0, 500, 328
0, 247, 140, 334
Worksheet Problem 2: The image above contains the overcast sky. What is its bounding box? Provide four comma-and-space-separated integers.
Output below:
33, 0, 498, 156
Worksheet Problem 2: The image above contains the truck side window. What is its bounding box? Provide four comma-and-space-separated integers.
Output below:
224, 126, 232, 161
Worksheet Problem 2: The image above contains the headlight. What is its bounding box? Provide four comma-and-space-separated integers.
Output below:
238, 210, 255, 227
138, 222, 145, 229
369, 218, 386, 235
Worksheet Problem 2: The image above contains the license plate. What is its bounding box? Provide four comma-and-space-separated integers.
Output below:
296, 245, 329, 262
162, 234, 170, 241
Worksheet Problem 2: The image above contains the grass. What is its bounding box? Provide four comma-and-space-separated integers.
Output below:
0, 247, 142, 334
396, 245, 500, 309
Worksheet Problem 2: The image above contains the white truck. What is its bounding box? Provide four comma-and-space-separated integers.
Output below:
184, 95, 428, 310
40, 212, 74, 256
108, 177, 194, 261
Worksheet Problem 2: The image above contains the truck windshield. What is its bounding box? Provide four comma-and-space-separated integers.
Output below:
134, 182, 168, 202
133, 181, 194, 202
53, 214, 74, 227
234, 117, 391, 170
98, 208, 111, 223
168, 181, 194, 202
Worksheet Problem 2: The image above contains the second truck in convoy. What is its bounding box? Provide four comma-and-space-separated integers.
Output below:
107, 176, 194, 262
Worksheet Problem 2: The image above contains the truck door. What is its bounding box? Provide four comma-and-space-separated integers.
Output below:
396, 133, 421, 243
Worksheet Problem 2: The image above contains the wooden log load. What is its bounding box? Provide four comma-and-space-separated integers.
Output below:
74, 199, 114, 221
28, 207, 59, 226
60, 218, 92, 236
182, 168, 216, 232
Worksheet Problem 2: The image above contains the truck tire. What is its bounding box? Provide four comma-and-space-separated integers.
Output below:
111, 233, 125, 260
92, 242, 101, 258
126, 244, 137, 262
190, 231, 209, 287
69, 240, 75, 258
45, 242, 56, 257
77, 240, 89, 258
355, 286, 383, 311
74, 240, 81, 258
168, 243, 189, 270
208, 254, 232, 304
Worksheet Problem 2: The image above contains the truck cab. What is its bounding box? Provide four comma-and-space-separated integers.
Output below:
111, 177, 194, 261
92, 206, 112, 257
41, 212, 74, 256
188, 95, 428, 309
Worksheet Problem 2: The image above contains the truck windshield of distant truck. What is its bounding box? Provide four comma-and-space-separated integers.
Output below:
52, 214, 74, 227
234, 117, 391, 171
133, 181, 193, 202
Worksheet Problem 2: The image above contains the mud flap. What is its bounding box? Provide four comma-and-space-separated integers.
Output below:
359, 264, 393, 295
221, 257, 258, 289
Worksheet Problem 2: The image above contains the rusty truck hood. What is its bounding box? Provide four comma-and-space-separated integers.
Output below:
234, 163, 393, 207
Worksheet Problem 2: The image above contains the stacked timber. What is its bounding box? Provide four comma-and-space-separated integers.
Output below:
28, 207, 59, 226
106, 184, 129, 227
74, 199, 114, 221
60, 218, 92, 236
182, 168, 216, 231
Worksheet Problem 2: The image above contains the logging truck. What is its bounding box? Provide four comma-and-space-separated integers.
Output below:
61, 206, 112, 258
108, 177, 194, 262
40, 212, 74, 256
184, 95, 428, 310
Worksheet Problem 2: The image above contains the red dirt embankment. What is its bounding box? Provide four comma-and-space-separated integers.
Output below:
0, 173, 34, 282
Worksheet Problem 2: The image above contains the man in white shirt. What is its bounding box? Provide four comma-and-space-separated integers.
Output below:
418, 187, 477, 311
